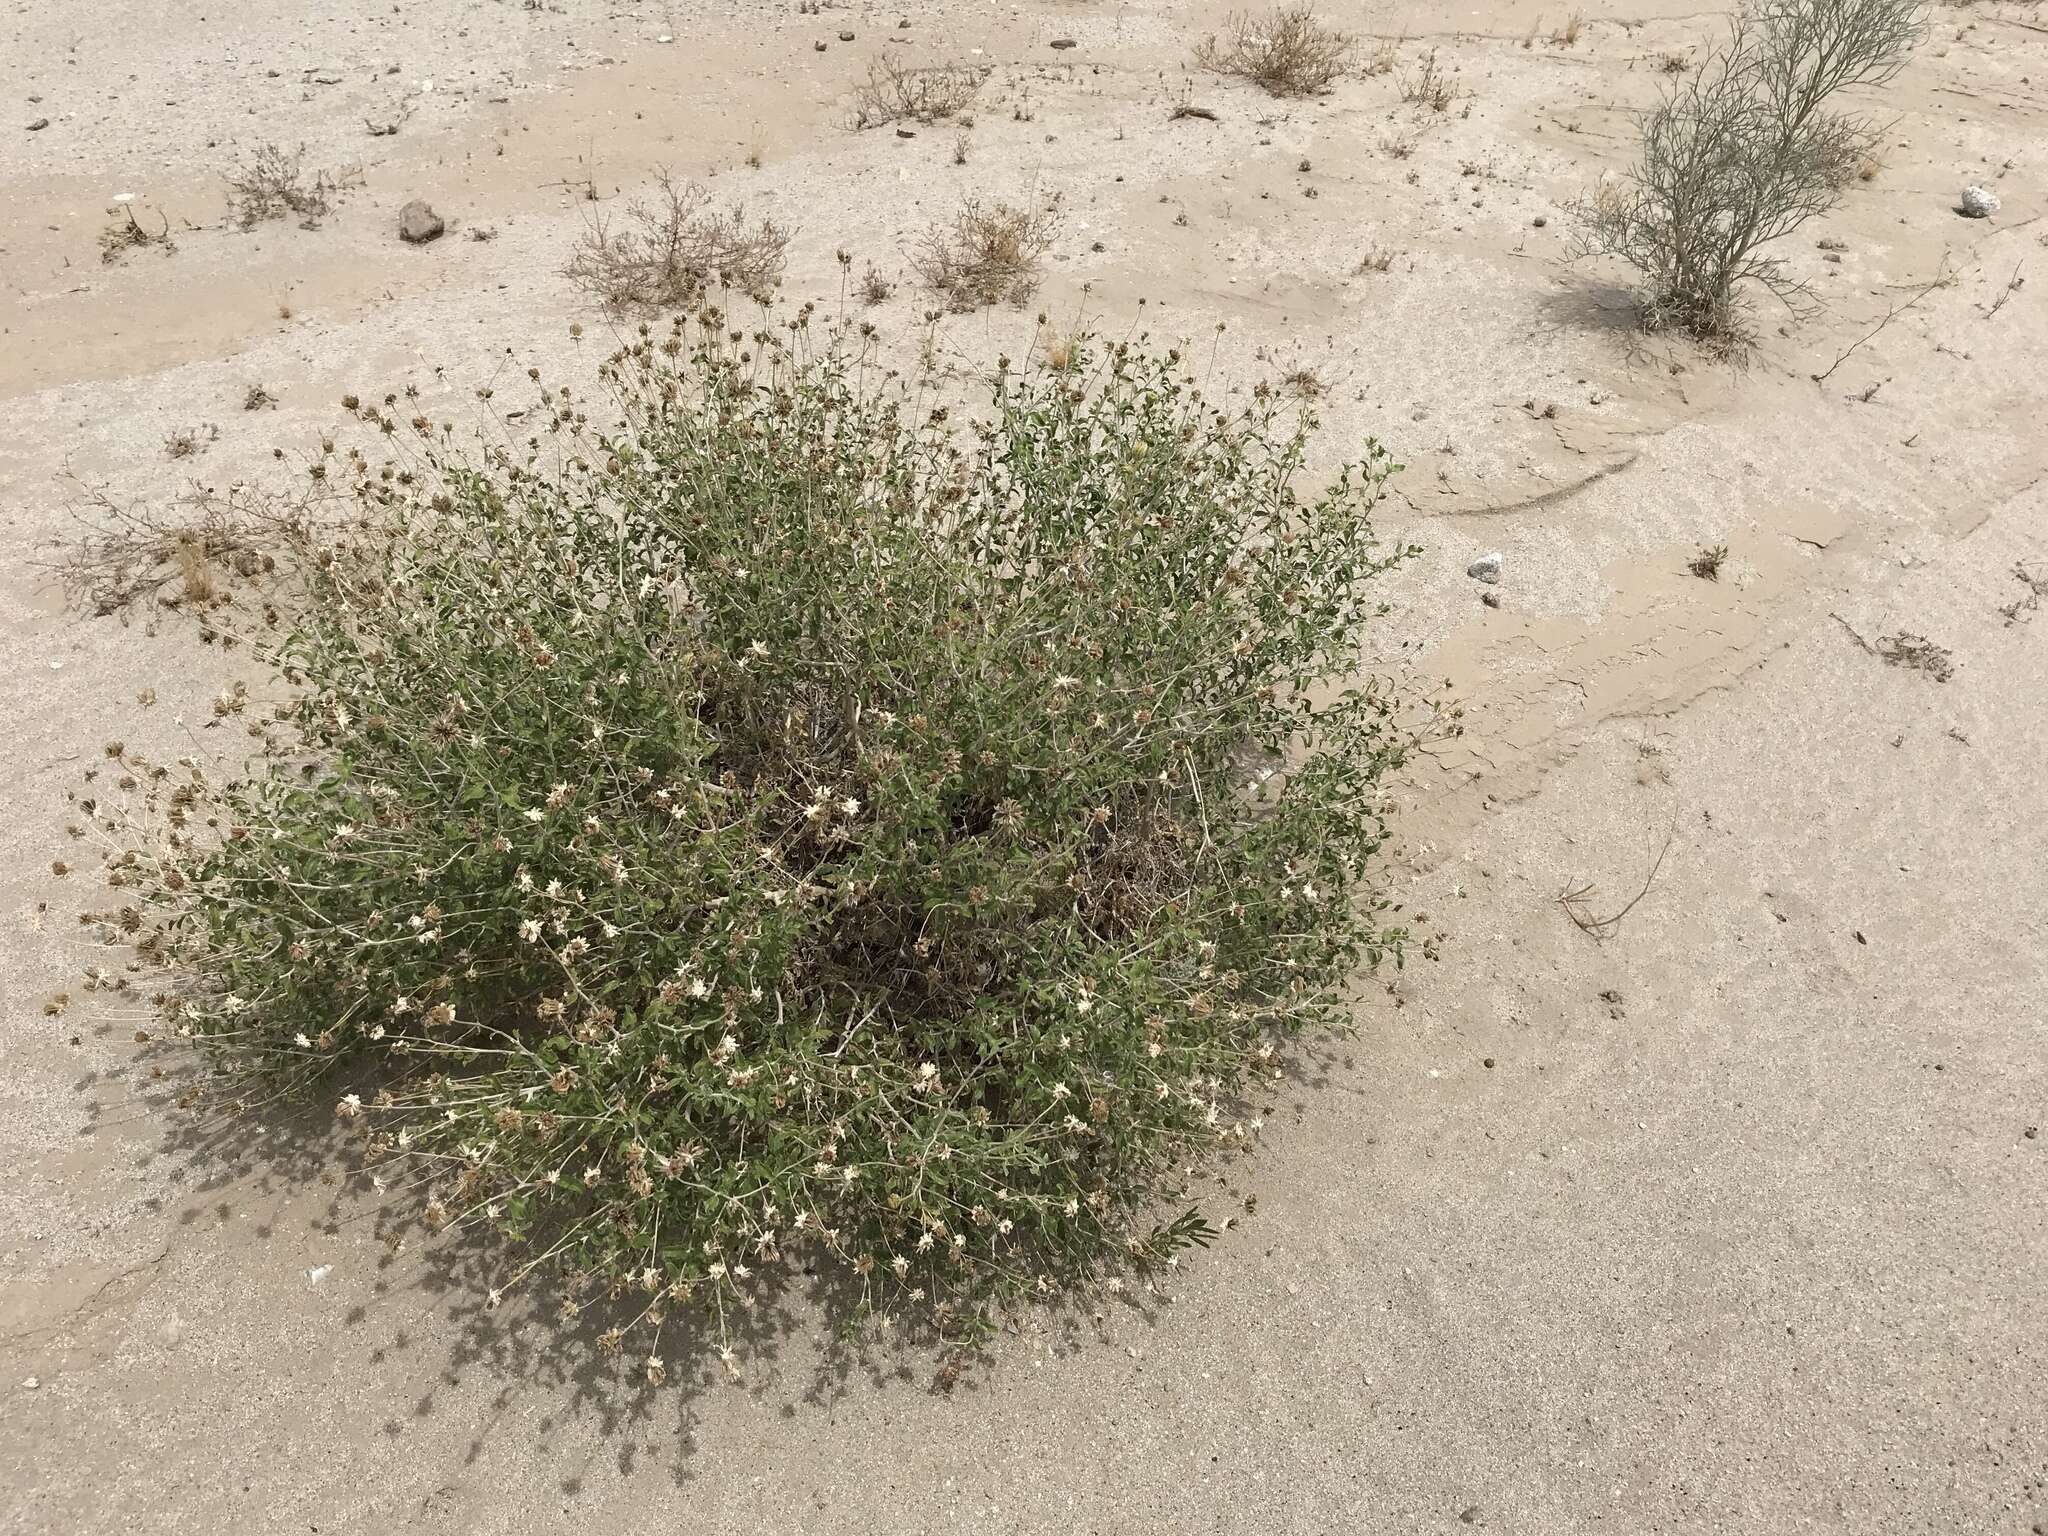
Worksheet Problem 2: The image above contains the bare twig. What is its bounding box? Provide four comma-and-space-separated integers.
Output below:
1812, 257, 1953, 383
1559, 818, 1676, 940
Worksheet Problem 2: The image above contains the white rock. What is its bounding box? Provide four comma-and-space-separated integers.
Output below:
1959, 185, 2000, 219
305, 1264, 332, 1286
1466, 552, 1503, 584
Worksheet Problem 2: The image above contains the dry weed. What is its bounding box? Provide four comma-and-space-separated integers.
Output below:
1196, 6, 1357, 97
99, 205, 175, 263
1401, 48, 1456, 110
565, 171, 790, 310
912, 198, 1061, 310
225, 143, 357, 229
850, 57, 987, 128
52, 483, 312, 619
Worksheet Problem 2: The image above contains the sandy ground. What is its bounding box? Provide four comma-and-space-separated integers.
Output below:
3, 2, 2045, 1531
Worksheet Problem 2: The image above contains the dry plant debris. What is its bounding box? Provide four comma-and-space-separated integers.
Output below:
850, 56, 987, 127
99, 205, 175, 263
1195, 6, 1358, 97
224, 142, 358, 229
912, 198, 1060, 310
565, 171, 790, 309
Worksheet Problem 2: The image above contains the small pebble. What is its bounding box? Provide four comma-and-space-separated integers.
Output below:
1050, 38, 1077, 50
1466, 552, 1502, 584
26, 116, 50, 131
1531, 214, 1547, 227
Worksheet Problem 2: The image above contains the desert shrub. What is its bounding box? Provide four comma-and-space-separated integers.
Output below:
912, 198, 1060, 309
850, 56, 987, 128
1575, 0, 1926, 340
225, 143, 356, 230
79, 320, 1426, 1364
1196, 6, 1357, 97
565, 171, 789, 310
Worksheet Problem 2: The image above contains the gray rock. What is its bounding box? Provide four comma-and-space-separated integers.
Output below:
1466, 552, 1502, 584
398, 199, 445, 243
1959, 185, 2000, 219
26, 116, 50, 131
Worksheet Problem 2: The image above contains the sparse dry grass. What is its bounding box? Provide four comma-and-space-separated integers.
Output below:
1196, 6, 1358, 97
1401, 47, 1456, 111
565, 171, 790, 310
224, 143, 357, 230
1355, 245, 1396, 274
1688, 542, 1728, 580
162, 425, 217, 460
99, 206, 175, 263
912, 198, 1061, 310
850, 56, 987, 128
52, 484, 309, 619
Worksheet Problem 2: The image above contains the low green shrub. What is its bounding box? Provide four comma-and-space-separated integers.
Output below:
82, 316, 1426, 1368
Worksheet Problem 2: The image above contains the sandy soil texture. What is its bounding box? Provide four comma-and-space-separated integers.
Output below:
3, 2, 2044, 1531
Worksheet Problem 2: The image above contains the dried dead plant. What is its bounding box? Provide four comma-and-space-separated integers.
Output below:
912, 198, 1061, 310
850, 56, 987, 128
51, 483, 318, 620
99, 205, 175, 263
224, 143, 357, 230
1195, 6, 1358, 97
565, 171, 790, 309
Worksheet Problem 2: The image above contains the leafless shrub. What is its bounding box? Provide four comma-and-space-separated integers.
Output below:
1195, 6, 1357, 97
1400, 48, 1456, 110
1574, 0, 1928, 342
224, 143, 357, 229
162, 425, 218, 460
850, 56, 987, 127
1281, 367, 1325, 399
1688, 542, 1728, 579
1354, 245, 1396, 274
100, 205, 175, 263
859, 263, 894, 305
565, 171, 790, 310
51, 484, 314, 619
911, 198, 1060, 310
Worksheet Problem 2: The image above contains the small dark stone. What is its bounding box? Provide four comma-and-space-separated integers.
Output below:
1460, 1508, 1481, 1526
1050, 37, 1077, 49
838, 29, 855, 41
1532, 214, 1547, 227
1090, 240, 1105, 252
814, 39, 827, 51
398, 199, 446, 243
1482, 1058, 1495, 1069
26, 116, 50, 131
2025, 1127, 2038, 1140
